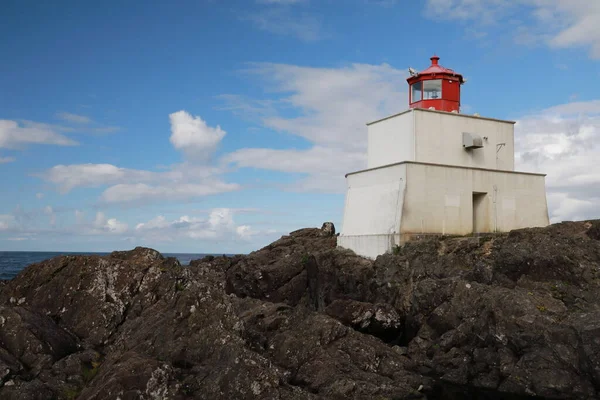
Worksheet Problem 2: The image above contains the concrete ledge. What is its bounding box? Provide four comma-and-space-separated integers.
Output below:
366, 107, 516, 126
346, 160, 546, 178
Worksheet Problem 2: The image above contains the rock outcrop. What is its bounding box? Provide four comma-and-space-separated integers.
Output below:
0, 221, 599, 399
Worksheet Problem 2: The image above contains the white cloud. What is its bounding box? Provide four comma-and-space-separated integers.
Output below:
424, 0, 600, 58
224, 146, 366, 192
39, 162, 239, 203
35, 192, 44, 199
545, 1, 600, 58
90, 211, 128, 235
0, 205, 276, 251
0, 215, 15, 231
56, 112, 91, 124
105, 218, 128, 234
41, 163, 144, 192
135, 216, 168, 231
0, 120, 77, 149
515, 99, 600, 222
221, 62, 406, 192
0, 207, 128, 237
39, 111, 238, 204
0, 156, 15, 164
135, 208, 254, 242
250, 62, 405, 150
236, 225, 255, 237
169, 111, 225, 159
100, 181, 239, 204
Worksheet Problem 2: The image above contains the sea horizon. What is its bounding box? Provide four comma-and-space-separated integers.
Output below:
0, 250, 238, 281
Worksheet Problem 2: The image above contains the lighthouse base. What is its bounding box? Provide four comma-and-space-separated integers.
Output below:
337, 234, 401, 260
337, 161, 549, 259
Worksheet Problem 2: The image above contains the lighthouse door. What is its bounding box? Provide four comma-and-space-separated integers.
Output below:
472, 192, 488, 234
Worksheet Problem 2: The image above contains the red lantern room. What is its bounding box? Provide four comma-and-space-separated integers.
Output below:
406, 55, 465, 113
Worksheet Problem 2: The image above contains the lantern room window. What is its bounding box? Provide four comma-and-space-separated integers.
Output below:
411, 82, 422, 103
423, 79, 442, 100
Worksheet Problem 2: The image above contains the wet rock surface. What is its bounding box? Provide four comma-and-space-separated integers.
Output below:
0, 222, 598, 399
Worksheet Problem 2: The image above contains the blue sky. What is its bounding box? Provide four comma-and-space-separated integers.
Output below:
1, 0, 599, 253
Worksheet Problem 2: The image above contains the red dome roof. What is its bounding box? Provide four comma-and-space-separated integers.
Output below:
408, 56, 464, 83
406, 55, 464, 113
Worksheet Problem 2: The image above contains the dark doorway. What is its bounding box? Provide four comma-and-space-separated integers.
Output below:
472, 192, 488, 233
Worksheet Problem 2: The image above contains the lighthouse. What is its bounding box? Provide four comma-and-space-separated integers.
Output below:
337, 55, 549, 259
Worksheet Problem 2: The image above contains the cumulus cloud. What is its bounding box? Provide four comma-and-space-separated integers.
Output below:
93, 212, 128, 234
221, 62, 406, 192
135, 208, 256, 242
236, 225, 253, 237
39, 162, 239, 203
38, 110, 237, 204
0, 120, 77, 149
424, 0, 600, 58
169, 111, 225, 160
0, 205, 276, 251
514, 99, 600, 222
0, 156, 15, 164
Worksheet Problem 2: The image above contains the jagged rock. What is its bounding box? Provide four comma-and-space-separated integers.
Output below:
320, 222, 335, 237
225, 227, 338, 306
234, 297, 429, 398
0, 306, 78, 377
108, 246, 164, 262
324, 299, 402, 342
0, 252, 181, 347
0, 221, 598, 399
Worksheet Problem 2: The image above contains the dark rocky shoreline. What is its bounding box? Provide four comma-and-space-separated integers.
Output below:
0, 220, 598, 399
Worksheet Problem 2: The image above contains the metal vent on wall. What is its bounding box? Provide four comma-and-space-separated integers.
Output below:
462, 132, 483, 149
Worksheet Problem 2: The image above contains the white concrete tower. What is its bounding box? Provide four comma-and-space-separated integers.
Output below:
337, 55, 549, 259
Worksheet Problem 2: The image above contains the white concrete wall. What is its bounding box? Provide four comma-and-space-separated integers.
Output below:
400, 163, 549, 236
341, 164, 406, 235
338, 164, 407, 258
367, 111, 414, 169
413, 109, 515, 170
337, 234, 400, 260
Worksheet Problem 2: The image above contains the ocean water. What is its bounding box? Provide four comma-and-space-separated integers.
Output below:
0, 251, 219, 281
